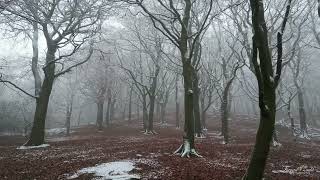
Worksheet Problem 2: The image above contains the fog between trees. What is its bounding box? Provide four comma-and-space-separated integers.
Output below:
1, 0, 320, 179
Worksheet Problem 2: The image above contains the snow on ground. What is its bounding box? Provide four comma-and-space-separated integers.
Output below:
276, 120, 320, 139
272, 140, 282, 147
207, 131, 223, 139
46, 128, 67, 136
0, 132, 23, 136
68, 161, 140, 180
133, 157, 160, 168
17, 144, 50, 150
272, 165, 320, 176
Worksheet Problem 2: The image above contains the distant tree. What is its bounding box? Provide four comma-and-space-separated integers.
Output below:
116, 17, 164, 134
80, 51, 111, 130
125, 0, 215, 157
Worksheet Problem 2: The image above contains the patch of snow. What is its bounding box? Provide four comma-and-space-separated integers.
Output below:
184, 51, 189, 59
46, 128, 66, 136
17, 144, 50, 150
68, 161, 140, 180
272, 141, 282, 147
136, 154, 142, 157
299, 153, 312, 159
221, 141, 226, 145
0, 132, 23, 136
133, 158, 160, 167
188, 89, 193, 94
207, 131, 223, 139
272, 165, 320, 176
269, 76, 274, 83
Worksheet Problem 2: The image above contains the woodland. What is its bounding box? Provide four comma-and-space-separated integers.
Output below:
0, 0, 320, 179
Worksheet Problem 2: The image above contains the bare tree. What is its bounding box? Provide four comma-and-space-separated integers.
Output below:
243, 0, 292, 178
124, 0, 215, 157
0, 0, 110, 146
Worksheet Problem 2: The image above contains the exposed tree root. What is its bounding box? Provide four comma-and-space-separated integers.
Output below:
194, 133, 206, 139
143, 130, 158, 135
174, 139, 202, 158
298, 130, 310, 139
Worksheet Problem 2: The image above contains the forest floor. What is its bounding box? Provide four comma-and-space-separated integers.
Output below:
0, 115, 320, 180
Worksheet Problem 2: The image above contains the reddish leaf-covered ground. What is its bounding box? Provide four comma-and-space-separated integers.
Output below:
0, 115, 320, 179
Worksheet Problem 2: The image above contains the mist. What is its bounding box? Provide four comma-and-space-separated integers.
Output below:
0, 0, 320, 179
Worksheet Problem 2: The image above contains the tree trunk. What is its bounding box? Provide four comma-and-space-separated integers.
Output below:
175, 61, 196, 157
65, 103, 72, 136
244, 0, 285, 177
25, 47, 56, 146
297, 87, 307, 136
122, 103, 126, 122
110, 99, 116, 124
160, 103, 166, 124
142, 95, 148, 132
183, 62, 195, 150
287, 100, 295, 136
148, 95, 155, 132
193, 73, 202, 137
105, 95, 111, 127
77, 110, 82, 126
221, 82, 232, 144
96, 100, 104, 131
221, 97, 229, 143
148, 67, 159, 133
128, 87, 133, 123
156, 101, 160, 122
245, 95, 276, 179
31, 21, 41, 97
175, 74, 180, 128
200, 95, 207, 130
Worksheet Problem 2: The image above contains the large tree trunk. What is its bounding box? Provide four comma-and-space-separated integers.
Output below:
31, 21, 41, 97
193, 73, 202, 137
175, 61, 199, 157
221, 81, 233, 144
175, 74, 180, 128
25, 47, 56, 146
245, 88, 276, 179
174, 0, 200, 157
148, 95, 156, 132
96, 100, 104, 131
244, 0, 289, 177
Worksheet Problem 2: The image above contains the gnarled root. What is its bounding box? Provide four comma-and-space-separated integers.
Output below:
174, 139, 202, 158
143, 129, 158, 135
195, 133, 206, 139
